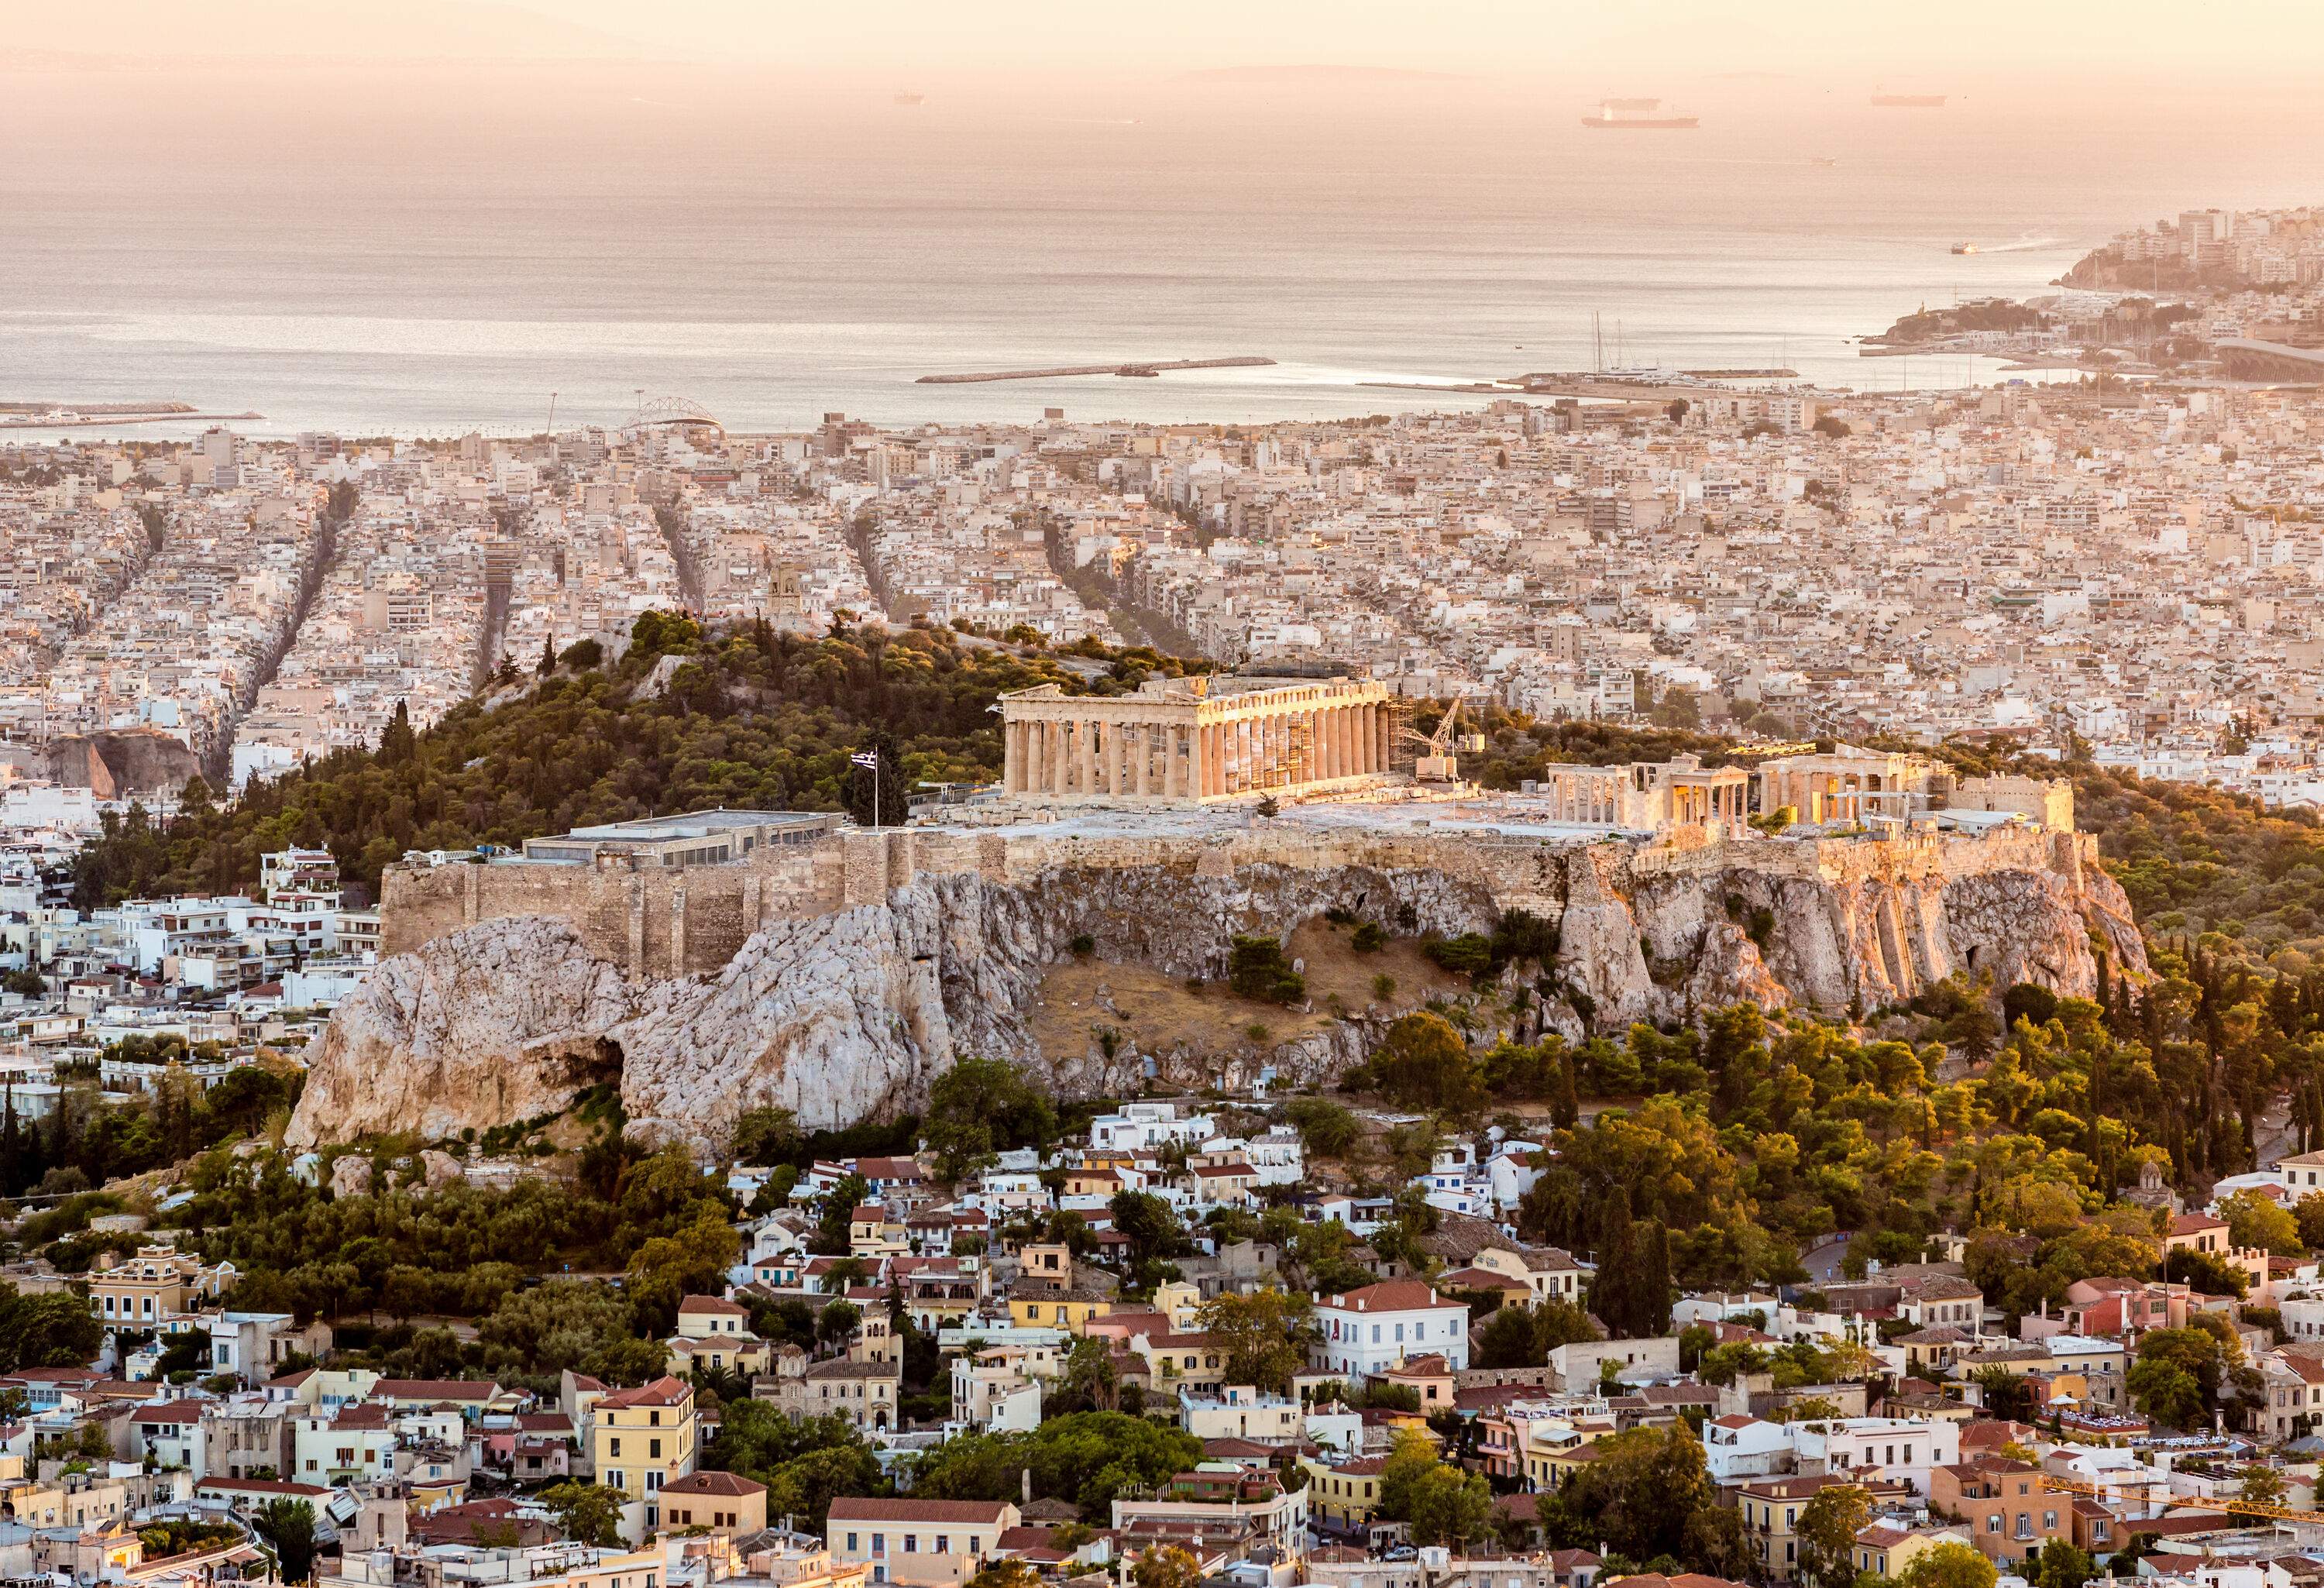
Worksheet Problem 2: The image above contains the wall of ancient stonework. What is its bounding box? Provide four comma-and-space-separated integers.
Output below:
310, 817, 2147, 1151
382, 841, 856, 976
378, 822, 2109, 985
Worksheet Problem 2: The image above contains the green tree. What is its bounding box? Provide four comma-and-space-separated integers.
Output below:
2222, 1189, 2301, 1256
1284, 1097, 1360, 1158
848, 731, 910, 827
968, 1564, 1045, 1588
0, 1286, 103, 1371
1554, 1424, 1720, 1565
540, 1483, 624, 1546
1407, 1463, 1495, 1548
1131, 1546, 1202, 1588
1377, 1429, 1442, 1521
624, 1212, 741, 1335
1108, 1191, 1190, 1289
253, 1498, 317, 1584
1049, 1336, 1122, 1414
1227, 937, 1305, 1005
1899, 1542, 1999, 1588
2127, 1325, 2235, 1428
923, 1058, 1057, 1184
1356, 1012, 1483, 1116
1473, 1300, 1600, 1369
764, 1443, 888, 1530
1195, 1288, 1315, 1395
1793, 1484, 1872, 1588
910, 1412, 1201, 1521
2030, 1540, 2095, 1588
2238, 1465, 2288, 1507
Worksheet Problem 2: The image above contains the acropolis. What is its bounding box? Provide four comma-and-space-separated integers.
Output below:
997, 675, 1398, 805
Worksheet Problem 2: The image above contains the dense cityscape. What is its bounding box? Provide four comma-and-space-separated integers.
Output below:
15, 1, 2324, 1584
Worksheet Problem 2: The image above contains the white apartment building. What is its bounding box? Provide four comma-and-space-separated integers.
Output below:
1089, 1102, 1217, 1152
1312, 1281, 1470, 1381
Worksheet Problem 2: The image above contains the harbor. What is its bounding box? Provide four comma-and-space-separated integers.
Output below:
916, 356, 1274, 384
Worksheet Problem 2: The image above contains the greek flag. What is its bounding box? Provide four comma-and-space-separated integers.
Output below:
850, 751, 880, 768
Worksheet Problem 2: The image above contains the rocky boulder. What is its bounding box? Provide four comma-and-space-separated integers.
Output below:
285, 916, 633, 1149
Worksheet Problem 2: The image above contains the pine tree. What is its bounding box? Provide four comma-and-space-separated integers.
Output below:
538, 635, 556, 676
378, 700, 416, 765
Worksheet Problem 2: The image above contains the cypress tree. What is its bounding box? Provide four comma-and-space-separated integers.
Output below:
1594, 1187, 1640, 1337
1550, 1050, 1580, 1130
1638, 1219, 1673, 1335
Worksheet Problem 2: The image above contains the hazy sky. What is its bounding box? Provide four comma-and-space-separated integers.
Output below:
12, 0, 2324, 83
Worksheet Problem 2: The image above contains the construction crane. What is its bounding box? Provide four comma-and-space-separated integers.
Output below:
2044, 1476, 2324, 1528
1401, 699, 1464, 783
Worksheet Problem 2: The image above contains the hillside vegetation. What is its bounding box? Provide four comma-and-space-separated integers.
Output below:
72, 616, 1202, 905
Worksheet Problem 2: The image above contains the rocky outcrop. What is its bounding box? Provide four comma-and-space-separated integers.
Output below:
287, 829, 2150, 1153
284, 916, 632, 1149
1676, 923, 1791, 1017
614, 902, 957, 1150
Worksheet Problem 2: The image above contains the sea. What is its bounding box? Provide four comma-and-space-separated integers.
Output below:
5, 67, 2322, 441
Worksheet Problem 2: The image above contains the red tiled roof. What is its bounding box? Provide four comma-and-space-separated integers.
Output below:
197, 1477, 329, 1497
374, 1379, 498, 1400
679, 1296, 749, 1316
1325, 1280, 1463, 1313
132, 1401, 207, 1425
828, 1497, 1013, 1524
596, 1375, 691, 1409
663, 1469, 765, 1497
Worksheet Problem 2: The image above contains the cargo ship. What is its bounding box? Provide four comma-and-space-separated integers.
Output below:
1951, 242, 1979, 255
1580, 98, 1698, 129
1871, 90, 1946, 108
893, 92, 925, 106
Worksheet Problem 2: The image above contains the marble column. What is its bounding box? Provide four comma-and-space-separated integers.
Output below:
1105, 723, 1124, 795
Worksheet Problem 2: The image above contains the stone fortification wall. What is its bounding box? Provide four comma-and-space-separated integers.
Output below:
380, 822, 2107, 983
300, 820, 2150, 1153
380, 832, 924, 978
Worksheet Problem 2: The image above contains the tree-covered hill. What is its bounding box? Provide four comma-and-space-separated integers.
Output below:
72, 615, 1205, 906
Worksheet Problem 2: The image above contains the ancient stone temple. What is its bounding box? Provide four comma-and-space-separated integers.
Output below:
997, 675, 1398, 805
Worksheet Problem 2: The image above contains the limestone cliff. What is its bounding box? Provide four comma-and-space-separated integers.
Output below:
284, 916, 631, 1149
286, 829, 2151, 1153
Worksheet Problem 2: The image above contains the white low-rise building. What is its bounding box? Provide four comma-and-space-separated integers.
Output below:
1312, 1281, 1470, 1381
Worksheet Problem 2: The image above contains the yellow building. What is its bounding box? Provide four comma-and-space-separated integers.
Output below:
1007, 1284, 1110, 1332
1523, 1427, 1607, 1493
1855, 1525, 1972, 1579
88, 1242, 232, 1328
588, 1376, 697, 1539
660, 1470, 768, 1537
849, 1205, 909, 1260
1300, 1455, 1387, 1531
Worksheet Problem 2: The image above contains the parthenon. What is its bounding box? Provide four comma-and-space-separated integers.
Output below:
999, 675, 1399, 805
